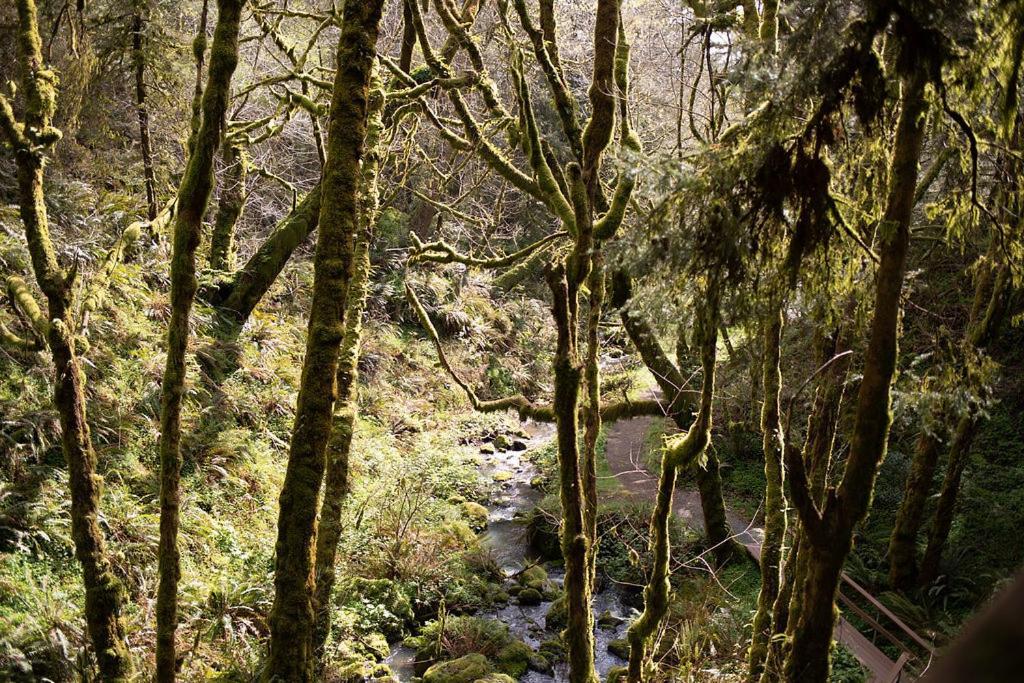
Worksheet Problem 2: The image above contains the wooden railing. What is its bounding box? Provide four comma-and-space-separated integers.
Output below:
838, 572, 936, 681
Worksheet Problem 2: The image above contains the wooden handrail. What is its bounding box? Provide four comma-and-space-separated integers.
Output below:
838, 591, 920, 664
841, 572, 936, 654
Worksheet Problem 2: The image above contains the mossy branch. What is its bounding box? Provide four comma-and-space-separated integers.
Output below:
405, 281, 555, 422
80, 222, 145, 322
409, 231, 568, 269
6, 276, 49, 341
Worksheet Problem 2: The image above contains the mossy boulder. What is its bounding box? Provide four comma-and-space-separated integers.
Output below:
538, 638, 565, 663
461, 501, 490, 531
518, 564, 547, 586
597, 610, 625, 628
545, 595, 567, 630
608, 638, 631, 660
422, 653, 493, 683
491, 470, 513, 483
494, 641, 533, 678
493, 434, 512, 450
475, 675, 515, 683
442, 520, 479, 547
517, 587, 543, 606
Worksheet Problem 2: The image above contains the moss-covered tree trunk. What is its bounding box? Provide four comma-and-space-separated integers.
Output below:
919, 262, 1011, 584
155, 2, 245, 680
214, 184, 321, 326
626, 289, 719, 683
887, 430, 943, 589
209, 142, 247, 271
311, 65, 385, 657
747, 303, 787, 682
266, 2, 385, 679
891, 231, 1012, 588
763, 325, 851, 681
1, 1, 132, 678
132, 2, 158, 220
547, 262, 598, 683
783, 63, 927, 683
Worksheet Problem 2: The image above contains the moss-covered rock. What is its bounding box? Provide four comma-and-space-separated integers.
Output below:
442, 520, 480, 547
517, 587, 543, 606
607, 665, 628, 682
597, 610, 625, 629
545, 595, 567, 630
608, 638, 630, 660
538, 638, 564, 663
422, 653, 493, 683
494, 640, 533, 678
474, 675, 515, 683
519, 564, 547, 586
491, 470, 513, 483
461, 501, 490, 531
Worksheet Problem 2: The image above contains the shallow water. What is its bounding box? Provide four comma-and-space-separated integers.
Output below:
387, 421, 632, 682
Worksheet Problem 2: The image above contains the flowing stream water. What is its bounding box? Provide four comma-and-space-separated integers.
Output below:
386, 422, 634, 682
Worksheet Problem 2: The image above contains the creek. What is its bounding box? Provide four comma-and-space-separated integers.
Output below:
386, 422, 634, 682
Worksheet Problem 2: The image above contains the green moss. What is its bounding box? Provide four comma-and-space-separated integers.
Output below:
461, 501, 489, 531
422, 653, 493, 683
494, 641, 533, 678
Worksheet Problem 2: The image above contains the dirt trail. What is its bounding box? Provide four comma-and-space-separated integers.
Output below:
601, 413, 901, 682
601, 413, 761, 550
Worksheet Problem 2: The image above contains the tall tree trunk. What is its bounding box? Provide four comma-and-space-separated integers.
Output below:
582, 251, 605, 585
266, 2, 385, 679
132, 4, 158, 220
889, 234, 1011, 590
312, 65, 385, 657
783, 63, 928, 683
399, 0, 417, 73
2, 1, 133, 678
627, 289, 719, 683
748, 303, 787, 682
155, 2, 245, 680
209, 142, 247, 271
918, 262, 1011, 584
547, 262, 598, 683
763, 325, 851, 681
887, 430, 943, 589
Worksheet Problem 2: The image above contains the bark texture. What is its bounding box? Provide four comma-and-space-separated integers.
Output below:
748, 304, 786, 682
156, 2, 245, 680
626, 290, 719, 682
1, 1, 132, 678
266, 2, 385, 679
312, 65, 385, 657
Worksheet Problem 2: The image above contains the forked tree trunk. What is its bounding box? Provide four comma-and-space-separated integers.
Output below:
266, 2, 385, 679
918, 263, 1011, 585
889, 236, 1010, 590
3, 1, 132, 678
783, 63, 928, 683
618, 294, 733, 560
312, 65, 385, 657
155, 1, 245, 680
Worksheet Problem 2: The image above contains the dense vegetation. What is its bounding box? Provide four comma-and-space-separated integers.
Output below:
1, 0, 1022, 682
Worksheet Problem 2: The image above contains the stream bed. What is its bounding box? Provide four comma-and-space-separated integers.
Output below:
386, 422, 634, 682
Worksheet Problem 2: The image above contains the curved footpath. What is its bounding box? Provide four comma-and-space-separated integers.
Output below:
602, 414, 906, 683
